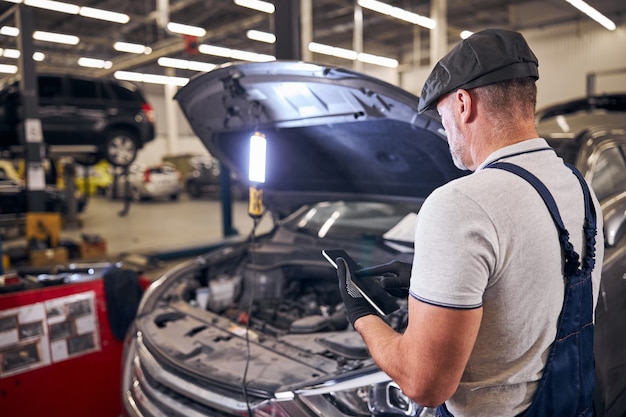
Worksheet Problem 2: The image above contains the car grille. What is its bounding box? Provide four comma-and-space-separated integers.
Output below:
125, 333, 261, 417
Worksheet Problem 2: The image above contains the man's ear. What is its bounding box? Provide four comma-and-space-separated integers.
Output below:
456, 89, 473, 123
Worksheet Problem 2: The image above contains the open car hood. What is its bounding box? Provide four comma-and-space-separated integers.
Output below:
175, 61, 467, 215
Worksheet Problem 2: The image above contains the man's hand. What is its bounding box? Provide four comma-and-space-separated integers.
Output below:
336, 257, 379, 326
357, 260, 411, 298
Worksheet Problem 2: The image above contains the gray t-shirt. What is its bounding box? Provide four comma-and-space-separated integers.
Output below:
409, 139, 604, 416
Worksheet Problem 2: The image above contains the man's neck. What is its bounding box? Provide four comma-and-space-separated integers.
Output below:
470, 120, 539, 170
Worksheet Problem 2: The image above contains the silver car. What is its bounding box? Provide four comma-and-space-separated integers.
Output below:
120, 62, 626, 417
109, 163, 182, 201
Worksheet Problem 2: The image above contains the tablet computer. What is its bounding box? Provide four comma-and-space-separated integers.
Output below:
322, 249, 399, 316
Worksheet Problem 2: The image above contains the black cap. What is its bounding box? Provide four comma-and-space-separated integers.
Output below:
417, 28, 539, 113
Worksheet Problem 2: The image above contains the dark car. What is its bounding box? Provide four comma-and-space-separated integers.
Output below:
180, 154, 247, 200
120, 62, 626, 417
536, 93, 626, 417
0, 73, 156, 167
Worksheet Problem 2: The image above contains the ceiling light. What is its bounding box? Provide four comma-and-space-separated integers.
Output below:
114, 41, 152, 54
0, 26, 19, 36
234, 0, 274, 14
24, 0, 79, 14
114, 70, 189, 87
357, 0, 436, 29
157, 57, 216, 72
564, 0, 616, 31
308, 42, 358, 60
78, 57, 112, 69
0, 48, 44, 61
3, 48, 20, 58
246, 30, 276, 43
357, 52, 398, 68
308, 42, 398, 68
79, 7, 129, 24
166, 22, 206, 37
198, 44, 275, 62
0, 64, 18, 74
33, 30, 79, 45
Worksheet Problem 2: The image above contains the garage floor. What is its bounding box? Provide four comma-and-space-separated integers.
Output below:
68, 194, 272, 255
2, 194, 273, 275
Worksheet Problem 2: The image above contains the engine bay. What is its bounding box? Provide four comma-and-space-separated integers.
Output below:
184, 246, 408, 338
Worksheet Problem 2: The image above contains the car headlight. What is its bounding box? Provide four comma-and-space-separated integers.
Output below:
279, 370, 432, 417
329, 382, 428, 417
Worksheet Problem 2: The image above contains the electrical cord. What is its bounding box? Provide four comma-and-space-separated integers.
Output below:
242, 213, 262, 417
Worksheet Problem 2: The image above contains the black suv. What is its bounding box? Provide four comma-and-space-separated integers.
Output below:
0, 74, 156, 167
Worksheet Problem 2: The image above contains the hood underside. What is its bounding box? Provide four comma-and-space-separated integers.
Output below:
175, 61, 467, 212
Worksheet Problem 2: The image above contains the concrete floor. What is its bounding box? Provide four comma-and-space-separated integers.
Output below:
70, 194, 272, 255
2, 194, 273, 270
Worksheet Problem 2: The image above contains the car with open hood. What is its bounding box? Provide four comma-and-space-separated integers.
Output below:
120, 62, 626, 417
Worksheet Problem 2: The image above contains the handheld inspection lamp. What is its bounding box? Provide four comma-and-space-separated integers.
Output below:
248, 131, 266, 218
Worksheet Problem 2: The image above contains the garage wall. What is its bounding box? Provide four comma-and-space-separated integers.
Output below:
400, 20, 626, 110
526, 21, 626, 108
136, 20, 626, 166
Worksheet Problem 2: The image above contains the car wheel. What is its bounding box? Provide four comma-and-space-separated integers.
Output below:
104, 131, 138, 167
187, 182, 200, 198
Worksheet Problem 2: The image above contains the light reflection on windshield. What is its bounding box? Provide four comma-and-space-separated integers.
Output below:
283, 201, 421, 238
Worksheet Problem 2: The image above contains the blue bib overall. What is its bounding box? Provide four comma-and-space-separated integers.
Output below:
436, 161, 597, 417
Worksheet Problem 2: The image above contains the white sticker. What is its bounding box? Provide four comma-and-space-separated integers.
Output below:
25, 118, 43, 143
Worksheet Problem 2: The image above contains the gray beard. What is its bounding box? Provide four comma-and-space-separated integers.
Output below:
450, 146, 469, 171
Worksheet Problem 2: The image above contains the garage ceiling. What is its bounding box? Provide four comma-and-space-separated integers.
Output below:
0, 0, 624, 82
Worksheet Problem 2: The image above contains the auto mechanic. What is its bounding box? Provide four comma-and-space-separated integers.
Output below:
336, 28, 605, 417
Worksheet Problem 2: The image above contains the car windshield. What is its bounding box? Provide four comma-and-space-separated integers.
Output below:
282, 200, 421, 239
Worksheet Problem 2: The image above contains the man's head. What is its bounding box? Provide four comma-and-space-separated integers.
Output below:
418, 28, 539, 114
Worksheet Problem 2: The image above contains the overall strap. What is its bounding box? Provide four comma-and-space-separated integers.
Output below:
484, 161, 596, 275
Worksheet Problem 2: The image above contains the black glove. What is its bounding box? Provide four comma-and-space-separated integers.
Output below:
336, 257, 379, 326
357, 260, 412, 298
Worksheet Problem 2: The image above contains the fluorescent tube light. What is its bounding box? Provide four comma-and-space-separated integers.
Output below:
357, 52, 398, 68
3, 48, 20, 58
79, 7, 129, 24
564, 0, 616, 31
114, 41, 152, 54
33, 30, 79, 45
24, 0, 79, 14
234, 0, 274, 14
229, 49, 273, 62
198, 44, 275, 62
114, 70, 189, 87
308, 42, 398, 68
78, 57, 112, 69
0, 26, 19, 36
166, 22, 206, 37
157, 57, 216, 72
0, 64, 18, 74
0, 48, 44, 61
246, 30, 276, 43
308, 42, 358, 60
357, 0, 436, 29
